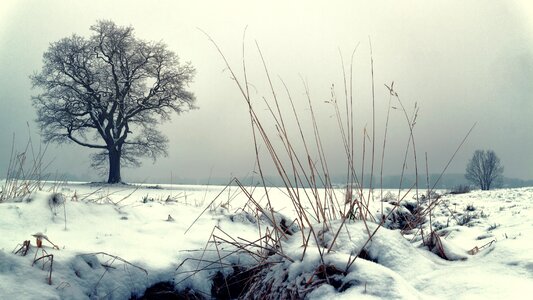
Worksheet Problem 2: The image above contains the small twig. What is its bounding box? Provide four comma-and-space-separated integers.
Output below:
33, 254, 54, 285
13, 240, 31, 256
479, 239, 496, 250
77, 252, 148, 275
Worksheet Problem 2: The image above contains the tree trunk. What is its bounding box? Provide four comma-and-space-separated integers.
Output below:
107, 148, 121, 184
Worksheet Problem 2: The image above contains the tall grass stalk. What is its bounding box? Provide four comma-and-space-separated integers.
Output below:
1, 132, 50, 202
198, 31, 406, 260
183, 31, 473, 298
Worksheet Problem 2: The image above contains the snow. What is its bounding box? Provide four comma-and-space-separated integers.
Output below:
0, 182, 532, 299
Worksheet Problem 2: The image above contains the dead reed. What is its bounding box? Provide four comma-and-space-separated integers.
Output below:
180, 31, 474, 298
1, 130, 51, 202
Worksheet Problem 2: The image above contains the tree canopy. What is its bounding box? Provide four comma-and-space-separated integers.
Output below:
31, 20, 196, 183
465, 149, 504, 190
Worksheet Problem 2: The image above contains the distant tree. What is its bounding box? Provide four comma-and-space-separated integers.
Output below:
465, 150, 504, 190
31, 20, 196, 183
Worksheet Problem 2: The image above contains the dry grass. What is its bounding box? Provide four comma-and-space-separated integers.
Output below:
179, 32, 475, 298
1, 131, 51, 202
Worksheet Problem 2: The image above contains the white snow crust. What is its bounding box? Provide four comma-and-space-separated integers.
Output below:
0, 182, 531, 299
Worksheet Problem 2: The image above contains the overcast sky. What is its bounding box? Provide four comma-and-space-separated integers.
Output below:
1, 0, 532, 183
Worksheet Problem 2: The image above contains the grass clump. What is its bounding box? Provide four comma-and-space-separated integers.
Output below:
1, 132, 49, 202
449, 184, 471, 195
465, 203, 476, 212
178, 32, 474, 298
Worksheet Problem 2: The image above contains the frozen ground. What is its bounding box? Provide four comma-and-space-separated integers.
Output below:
0, 182, 532, 299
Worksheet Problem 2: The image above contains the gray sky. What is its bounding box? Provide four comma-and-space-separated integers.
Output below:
1, 0, 532, 183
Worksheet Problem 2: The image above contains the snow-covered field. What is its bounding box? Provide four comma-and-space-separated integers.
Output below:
0, 182, 532, 299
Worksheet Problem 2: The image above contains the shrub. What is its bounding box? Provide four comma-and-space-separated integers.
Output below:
449, 184, 471, 195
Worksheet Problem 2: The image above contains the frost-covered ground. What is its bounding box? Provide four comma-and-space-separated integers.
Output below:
0, 182, 532, 299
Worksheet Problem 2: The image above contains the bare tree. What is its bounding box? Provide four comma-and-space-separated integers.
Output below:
31, 20, 195, 183
465, 150, 504, 190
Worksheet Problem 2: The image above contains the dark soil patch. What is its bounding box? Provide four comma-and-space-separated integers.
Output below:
132, 281, 205, 300
314, 264, 347, 290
